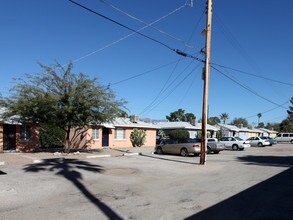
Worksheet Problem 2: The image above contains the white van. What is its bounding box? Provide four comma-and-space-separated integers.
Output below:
275, 133, 293, 144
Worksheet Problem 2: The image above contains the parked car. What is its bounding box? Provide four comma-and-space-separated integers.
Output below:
155, 138, 201, 157
261, 136, 277, 146
246, 136, 270, 147
207, 138, 225, 154
275, 133, 293, 144
219, 137, 250, 151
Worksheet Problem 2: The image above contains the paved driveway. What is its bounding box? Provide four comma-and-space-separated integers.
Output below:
1, 144, 293, 219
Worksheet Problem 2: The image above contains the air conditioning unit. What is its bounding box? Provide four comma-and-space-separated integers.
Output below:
130, 115, 139, 123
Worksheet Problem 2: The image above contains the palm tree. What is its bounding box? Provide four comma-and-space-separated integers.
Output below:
220, 113, 229, 124
257, 113, 262, 125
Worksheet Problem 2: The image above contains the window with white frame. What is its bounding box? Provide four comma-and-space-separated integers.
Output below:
92, 128, 99, 140
20, 125, 31, 141
115, 128, 126, 140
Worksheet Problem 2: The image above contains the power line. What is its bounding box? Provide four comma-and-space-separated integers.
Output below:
69, 0, 186, 55
139, 58, 196, 115
212, 63, 293, 87
245, 100, 289, 119
70, 0, 193, 64
98, 0, 193, 48
211, 65, 288, 109
141, 63, 201, 116
109, 59, 180, 86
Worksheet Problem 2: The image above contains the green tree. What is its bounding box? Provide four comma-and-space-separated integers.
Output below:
220, 113, 229, 124
130, 129, 146, 147
231, 117, 248, 127
207, 116, 220, 125
166, 129, 189, 139
40, 123, 66, 148
166, 109, 195, 122
3, 62, 126, 152
287, 97, 293, 115
279, 99, 293, 132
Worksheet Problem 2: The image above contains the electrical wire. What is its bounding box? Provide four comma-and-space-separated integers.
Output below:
139, 58, 196, 115
109, 59, 180, 86
138, 7, 206, 116
211, 65, 288, 109
211, 62, 293, 87
69, 0, 181, 54
98, 0, 193, 48
70, 0, 193, 64
213, 13, 261, 72
245, 100, 290, 119
141, 63, 201, 117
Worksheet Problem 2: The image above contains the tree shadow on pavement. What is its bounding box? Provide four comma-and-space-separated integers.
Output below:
23, 158, 122, 220
141, 154, 197, 165
185, 156, 293, 220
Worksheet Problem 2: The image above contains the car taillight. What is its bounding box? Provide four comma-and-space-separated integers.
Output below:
265, 140, 269, 142
193, 144, 200, 148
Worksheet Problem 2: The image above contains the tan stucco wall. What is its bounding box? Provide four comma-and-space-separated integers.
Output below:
86, 127, 157, 149
16, 124, 40, 152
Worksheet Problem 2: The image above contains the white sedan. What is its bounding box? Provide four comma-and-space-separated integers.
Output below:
219, 137, 251, 150
246, 136, 271, 147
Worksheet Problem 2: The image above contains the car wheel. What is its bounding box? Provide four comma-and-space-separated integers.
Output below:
180, 148, 188, 157
257, 142, 263, 147
213, 151, 220, 154
156, 147, 163, 155
207, 146, 212, 154
232, 144, 239, 151
291, 140, 293, 144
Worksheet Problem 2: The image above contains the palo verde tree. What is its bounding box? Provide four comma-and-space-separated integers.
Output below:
3, 62, 126, 152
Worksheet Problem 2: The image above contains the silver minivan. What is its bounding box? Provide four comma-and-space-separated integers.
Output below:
275, 133, 293, 144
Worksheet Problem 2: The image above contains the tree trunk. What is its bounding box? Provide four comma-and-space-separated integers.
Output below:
64, 129, 71, 154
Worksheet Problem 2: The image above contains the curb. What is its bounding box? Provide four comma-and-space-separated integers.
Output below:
86, 155, 111, 159
33, 159, 44, 164
123, 152, 142, 156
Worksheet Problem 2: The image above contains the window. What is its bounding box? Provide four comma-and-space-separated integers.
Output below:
290, 134, 293, 137
20, 125, 31, 141
283, 134, 289, 137
92, 128, 99, 140
115, 128, 126, 140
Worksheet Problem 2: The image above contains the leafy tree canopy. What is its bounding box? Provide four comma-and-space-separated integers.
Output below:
166, 108, 195, 122
3, 62, 126, 151
207, 116, 220, 125
231, 117, 248, 127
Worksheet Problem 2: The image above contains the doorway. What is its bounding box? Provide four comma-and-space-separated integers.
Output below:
102, 128, 109, 147
3, 124, 16, 150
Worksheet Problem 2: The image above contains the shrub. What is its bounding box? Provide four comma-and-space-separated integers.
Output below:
130, 129, 146, 147
166, 129, 189, 139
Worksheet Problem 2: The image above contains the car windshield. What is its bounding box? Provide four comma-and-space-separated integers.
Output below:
234, 137, 243, 141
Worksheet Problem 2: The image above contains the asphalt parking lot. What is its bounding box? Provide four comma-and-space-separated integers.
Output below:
1, 144, 293, 220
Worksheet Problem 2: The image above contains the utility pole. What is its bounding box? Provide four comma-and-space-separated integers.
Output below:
200, 0, 213, 165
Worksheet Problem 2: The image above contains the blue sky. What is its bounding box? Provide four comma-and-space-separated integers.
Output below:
1, 0, 292, 125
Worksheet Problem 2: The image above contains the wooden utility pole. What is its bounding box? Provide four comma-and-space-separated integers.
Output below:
200, 0, 213, 165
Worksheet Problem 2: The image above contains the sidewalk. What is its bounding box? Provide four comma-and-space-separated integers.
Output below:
0, 146, 155, 166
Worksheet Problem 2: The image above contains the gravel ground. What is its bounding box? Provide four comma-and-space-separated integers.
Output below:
0, 144, 292, 220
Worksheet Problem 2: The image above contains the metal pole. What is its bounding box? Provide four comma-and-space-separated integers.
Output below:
200, 0, 212, 165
